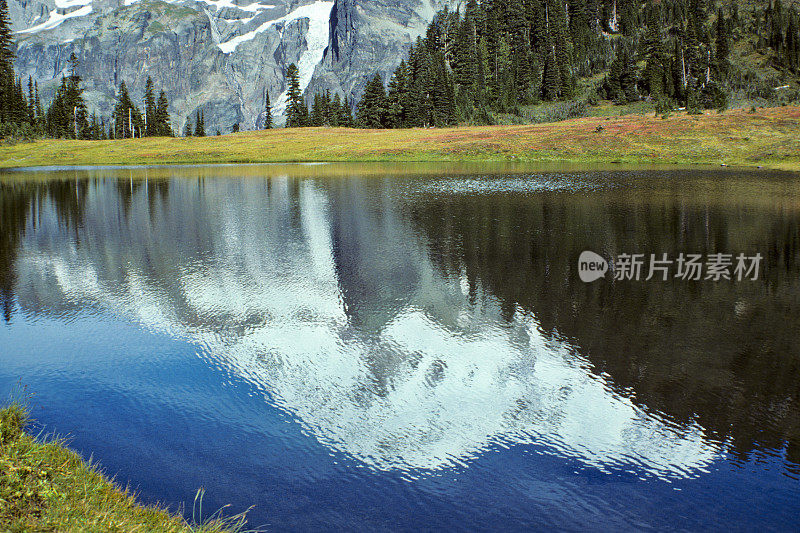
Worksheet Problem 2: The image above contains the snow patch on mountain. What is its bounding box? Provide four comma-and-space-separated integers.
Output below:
16, 4, 92, 34
195, 0, 277, 12
54, 0, 91, 8
121, 0, 276, 11
214, 0, 334, 124
218, 0, 332, 53
219, 0, 332, 123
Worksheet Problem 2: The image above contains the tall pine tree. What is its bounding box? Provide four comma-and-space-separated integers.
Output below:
194, 110, 205, 136
264, 90, 273, 129
357, 73, 388, 128
285, 63, 305, 127
154, 90, 172, 136
144, 76, 156, 136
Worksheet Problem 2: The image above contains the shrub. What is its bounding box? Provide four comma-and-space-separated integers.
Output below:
0, 122, 37, 145
711, 87, 729, 113
687, 88, 703, 115
530, 101, 588, 124
655, 96, 672, 117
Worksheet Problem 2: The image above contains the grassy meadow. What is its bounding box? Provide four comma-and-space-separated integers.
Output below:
1, 106, 799, 171
0, 403, 246, 532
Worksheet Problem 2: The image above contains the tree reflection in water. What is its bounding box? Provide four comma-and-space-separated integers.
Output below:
0, 166, 798, 478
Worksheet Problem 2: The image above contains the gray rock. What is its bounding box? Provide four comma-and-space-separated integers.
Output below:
309, 0, 449, 105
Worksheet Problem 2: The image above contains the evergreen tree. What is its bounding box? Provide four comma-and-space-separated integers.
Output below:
264, 90, 273, 129
45, 54, 90, 138
338, 98, 354, 127
144, 76, 156, 136
387, 62, 409, 128
311, 93, 325, 126
112, 81, 143, 138
569, 0, 594, 76
452, 14, 477, 87
643, 5, 665, 98
548, 0, 574, 98
350, 0, 745, 124
357, 73, 388, 128
495, 34, 512, 105
285, 63, 305, 127
194, 110, 205, 137
299, 95, 309, 125
788, 9, 799, 73
12, 77, 25, 124
430, 53, 455, 126
715, 8, 730, 77
0, 0, 14, 125
543, 41, 562, 100
34, 81, 43, 132
477, 36, 491, 99
0, 0, 11, 69
604, 41, 638, 103
330, 92, 342, 126
0, 0, 37, 134
26, 76, 34, 123
686, 82, 702, 114
154, 90, 172, 136
322, 89, 333, 125
483, 9, 500, 101
183, 118, 193, 137
406, 41, 426, 124
89, 112, 100, 140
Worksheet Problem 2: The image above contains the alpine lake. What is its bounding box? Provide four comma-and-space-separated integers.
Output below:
1, 162, 799, 531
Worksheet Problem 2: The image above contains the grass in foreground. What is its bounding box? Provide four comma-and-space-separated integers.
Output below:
0, 403, 247, 532
1, 106, 799, 171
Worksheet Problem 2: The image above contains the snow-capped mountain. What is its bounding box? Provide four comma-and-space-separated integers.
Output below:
8, 0, 445, 130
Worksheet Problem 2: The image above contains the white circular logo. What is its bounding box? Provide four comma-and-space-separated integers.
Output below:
578, 251, 608, 282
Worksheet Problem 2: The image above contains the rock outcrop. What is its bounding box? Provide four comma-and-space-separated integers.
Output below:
307, 0, 445, 106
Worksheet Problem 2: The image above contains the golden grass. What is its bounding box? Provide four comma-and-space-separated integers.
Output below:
1, 106, 799, 171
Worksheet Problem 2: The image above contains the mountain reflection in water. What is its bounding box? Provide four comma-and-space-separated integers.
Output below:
1, 165, 799, 529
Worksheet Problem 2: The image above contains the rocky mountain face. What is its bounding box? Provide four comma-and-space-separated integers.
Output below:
306, 0, 440, 101
8, 0, 447, 132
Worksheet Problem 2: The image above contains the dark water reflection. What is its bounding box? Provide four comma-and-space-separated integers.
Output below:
1, 164, 799, 530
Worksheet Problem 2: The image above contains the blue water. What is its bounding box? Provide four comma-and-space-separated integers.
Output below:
1, 166, 799, 531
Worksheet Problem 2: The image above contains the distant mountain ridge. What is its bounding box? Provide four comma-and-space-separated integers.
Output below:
8, 0, 449, 131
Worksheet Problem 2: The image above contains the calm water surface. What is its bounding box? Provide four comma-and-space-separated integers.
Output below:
1, 164, 799, 531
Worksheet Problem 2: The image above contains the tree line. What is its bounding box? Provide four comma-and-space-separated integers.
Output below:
0, 0, 174, 141
283, 0, 800, 129
349, 0, 738, 127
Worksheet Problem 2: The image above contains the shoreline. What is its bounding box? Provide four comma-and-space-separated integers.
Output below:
1, 107, 799, 172
0, 404, 243, 532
